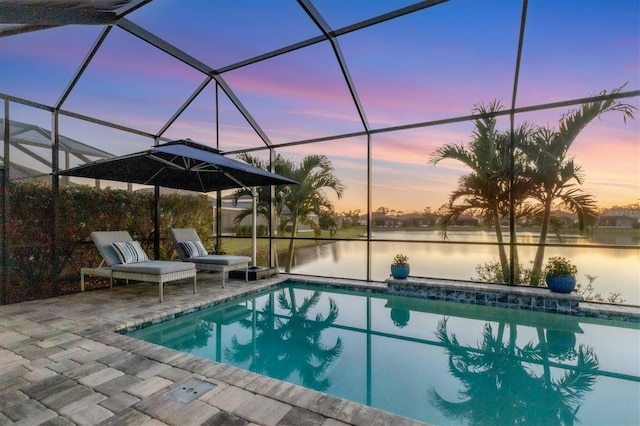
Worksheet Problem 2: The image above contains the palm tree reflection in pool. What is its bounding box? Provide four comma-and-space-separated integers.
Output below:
225, 289, 343, 392
430, 318, 599, 425
174, 320, 216, 352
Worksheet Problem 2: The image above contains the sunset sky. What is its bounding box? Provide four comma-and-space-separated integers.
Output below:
1, 0, 638, 213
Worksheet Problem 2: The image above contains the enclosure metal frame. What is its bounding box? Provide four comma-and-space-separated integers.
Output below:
0, 0, 639, 291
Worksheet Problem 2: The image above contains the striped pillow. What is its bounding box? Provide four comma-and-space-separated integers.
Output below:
112, 241, 149, 264
179, 241, 208, 258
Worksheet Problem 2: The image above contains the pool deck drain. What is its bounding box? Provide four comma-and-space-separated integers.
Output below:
165, 378, 216, 404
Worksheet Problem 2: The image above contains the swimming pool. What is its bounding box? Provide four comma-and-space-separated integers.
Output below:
126, 282, 640, 425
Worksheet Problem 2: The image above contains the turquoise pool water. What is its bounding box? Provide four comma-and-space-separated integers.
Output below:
126, 283, 640, 425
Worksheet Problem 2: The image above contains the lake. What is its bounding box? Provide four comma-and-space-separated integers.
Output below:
284, 230, 640, 306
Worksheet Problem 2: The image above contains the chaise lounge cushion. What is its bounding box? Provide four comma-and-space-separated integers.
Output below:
111, 260, 195, 274
179, 241, 209, 258
169, 228, 252, 287
170, 228, 252, 265
112, 241, 149, 264
91, 231, 136, 266
88, 230, 197, 303
188, 255, 252, 266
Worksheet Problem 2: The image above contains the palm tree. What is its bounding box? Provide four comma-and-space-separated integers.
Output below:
233, 153, 344, 272
279, 155, 344, 271
232, 152, 289, 225
429, 101, 533, 279
520, 85, 636, 280
233, 153, 294, 267
342, 209, 361, 228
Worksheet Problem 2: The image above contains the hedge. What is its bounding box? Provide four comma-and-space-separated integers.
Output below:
1, 182, 212, 304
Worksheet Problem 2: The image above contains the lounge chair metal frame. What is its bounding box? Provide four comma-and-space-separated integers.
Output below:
87, 231, 197, 303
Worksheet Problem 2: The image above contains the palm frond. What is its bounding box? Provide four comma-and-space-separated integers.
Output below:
558, 84, 636, 149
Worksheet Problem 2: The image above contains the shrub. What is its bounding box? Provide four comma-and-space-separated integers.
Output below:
236, 224, 268, 236
3, 181, 212, 303
474, 260, 624, 304
544, 256, 577, 277
474, 261, 544, 286
392, 254, 409, 265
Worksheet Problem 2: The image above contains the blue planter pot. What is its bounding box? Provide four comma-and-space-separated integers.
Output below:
546, 275, 576, 293
391, 264, 410, 279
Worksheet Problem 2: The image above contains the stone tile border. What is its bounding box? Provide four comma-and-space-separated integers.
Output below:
386, 277, 582, 314
114, 279, 286, 333
384, 276, 640, 323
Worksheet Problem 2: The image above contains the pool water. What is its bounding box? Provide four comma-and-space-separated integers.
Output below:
126, 283, 640, 425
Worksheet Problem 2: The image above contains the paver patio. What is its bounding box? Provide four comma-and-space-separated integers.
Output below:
0, 273, 425, 426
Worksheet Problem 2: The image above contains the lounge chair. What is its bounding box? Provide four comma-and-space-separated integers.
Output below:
85, 231, 197, 303
170, 228, 251, 287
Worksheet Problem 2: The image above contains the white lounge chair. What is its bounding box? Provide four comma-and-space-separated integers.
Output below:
85, 231, 197, 303
170, 228, 251, 287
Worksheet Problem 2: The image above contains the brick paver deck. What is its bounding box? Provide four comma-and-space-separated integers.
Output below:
0, 273, 425, 426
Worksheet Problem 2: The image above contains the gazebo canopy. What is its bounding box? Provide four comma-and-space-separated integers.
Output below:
58, 139, 297, 192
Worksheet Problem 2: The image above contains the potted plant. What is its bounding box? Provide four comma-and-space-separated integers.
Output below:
391, 254, 410, 279
544, 256, 577, 293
